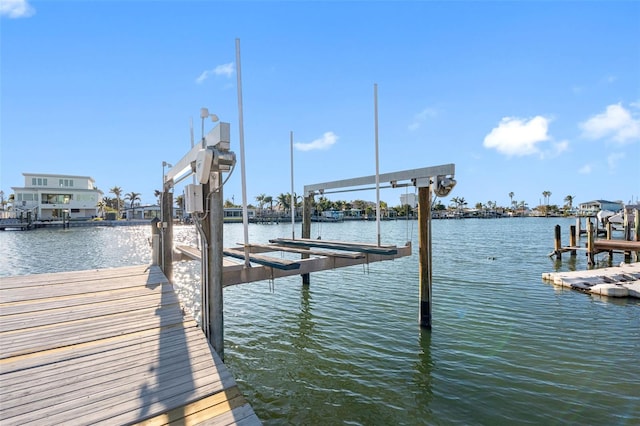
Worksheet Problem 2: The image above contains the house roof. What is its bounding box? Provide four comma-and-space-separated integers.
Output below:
22, 173, 96, 181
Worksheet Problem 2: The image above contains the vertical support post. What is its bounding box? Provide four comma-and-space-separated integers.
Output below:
587, 219, 595, 266
554, 224, 562, 260
161, 190, 173, 282
150, 217, 160, 266
418, 184, 432, 329
569, 225, 576, 256
199, 180, 211, 341
374, 83, 381, 247
576, 217, 581, 240
606, 220, 613, 261
208, 173, 225, 359
290, 131, 295, 239
301, 193, 312, 285
633, 209, 640, 262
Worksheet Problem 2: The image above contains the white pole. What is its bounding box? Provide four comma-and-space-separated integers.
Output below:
236, 38, 251, 267
374, 83, 381, 246
290, 130, 295, 239
190, 117, 196, 185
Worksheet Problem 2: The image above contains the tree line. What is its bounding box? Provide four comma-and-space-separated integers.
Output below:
94, 187, 577, 219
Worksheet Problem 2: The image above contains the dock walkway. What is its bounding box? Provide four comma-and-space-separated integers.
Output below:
0, 265, 260, 425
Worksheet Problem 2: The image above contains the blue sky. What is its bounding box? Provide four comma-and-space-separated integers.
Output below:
1, 0, 639, 210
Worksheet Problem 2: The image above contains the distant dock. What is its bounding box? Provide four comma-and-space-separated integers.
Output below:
549, 213, 640, 265
0, 265, 260, 425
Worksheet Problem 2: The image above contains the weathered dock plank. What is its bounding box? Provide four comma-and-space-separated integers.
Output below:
223, 248, 301, 270
593, 239, 640, 252
241, 243, 366, 259
269, 237, 399, 255
0, 264, 260, 425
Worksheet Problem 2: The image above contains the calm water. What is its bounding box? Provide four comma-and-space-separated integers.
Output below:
1, 218, 639, 425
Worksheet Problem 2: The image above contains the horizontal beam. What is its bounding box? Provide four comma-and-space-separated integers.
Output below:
304, 163, 455, 194
269, 238, 398, 255
239, 243, 365, 259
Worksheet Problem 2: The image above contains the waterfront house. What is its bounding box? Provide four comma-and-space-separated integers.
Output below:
11, 173, 103, 220
223, 207, 256, 223
577, 200, 623, 216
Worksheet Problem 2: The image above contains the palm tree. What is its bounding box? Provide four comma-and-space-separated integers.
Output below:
517, 200, 529, 216
264, 195, 273, 212
124, 191, 141, 219
175, 195, 185, 218
154, 189, 162, 206
96, 200, 106, 219
563, 195, 574, 216
255, 193, 266, 213
542, 191, 552, 216
110, 186, 123, 220
455, 197, 467, 213
277, 193, 292, 213
101, 197, 112, 214
316, 196, 333, 214
508, 192, 514, 210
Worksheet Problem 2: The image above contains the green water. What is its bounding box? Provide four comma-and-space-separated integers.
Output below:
1, 218, 638, 425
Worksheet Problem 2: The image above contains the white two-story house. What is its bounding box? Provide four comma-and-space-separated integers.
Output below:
11, 173, 103, 220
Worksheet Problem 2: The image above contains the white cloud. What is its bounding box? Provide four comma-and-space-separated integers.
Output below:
578, 164, 592, 174
607, 152, 625, 172
408, 108, 437, 131
580, 103, 640, 143
483, 116, 551, 156
294, 132, 338, 152
1, 0, 35, 18
195, 62, 234, 84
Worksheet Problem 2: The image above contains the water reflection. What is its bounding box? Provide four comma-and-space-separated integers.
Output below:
413, 329, 433, 411
552, 252, 579, 272
292, 284, 315, 349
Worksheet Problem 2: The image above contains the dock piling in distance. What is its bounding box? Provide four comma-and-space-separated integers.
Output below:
587, 219, 595, 266
554, 224, 562, 260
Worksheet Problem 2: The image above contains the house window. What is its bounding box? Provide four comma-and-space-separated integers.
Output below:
41, 194, 73, 204
17, 193, 35, 201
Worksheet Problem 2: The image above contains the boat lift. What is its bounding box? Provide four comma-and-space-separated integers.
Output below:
159, 123, 456, 358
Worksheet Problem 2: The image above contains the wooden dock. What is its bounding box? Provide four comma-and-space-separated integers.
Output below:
0, 265, 260, 425
542, 262, 640, 298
